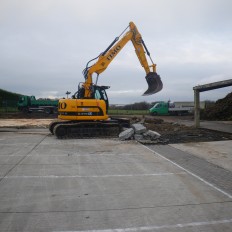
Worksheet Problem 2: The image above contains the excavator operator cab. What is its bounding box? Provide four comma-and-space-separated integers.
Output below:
72, 83, 85, 99
93, 85, 110, 113
73, 84, 110, 113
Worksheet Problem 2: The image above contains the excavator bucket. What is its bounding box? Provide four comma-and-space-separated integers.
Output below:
143, 72, 163, 96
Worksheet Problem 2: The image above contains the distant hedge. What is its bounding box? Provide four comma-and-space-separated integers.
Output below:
0, 89, 22, 101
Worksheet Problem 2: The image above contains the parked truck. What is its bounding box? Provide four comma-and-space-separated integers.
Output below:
149, 101, 194, 116
17, 95, 58, 114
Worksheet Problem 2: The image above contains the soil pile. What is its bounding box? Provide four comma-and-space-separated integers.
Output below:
131, 116, 232, 144
202, 92, 232, 120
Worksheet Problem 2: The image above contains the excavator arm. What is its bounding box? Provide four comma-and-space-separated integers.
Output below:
82, 22, 163, 98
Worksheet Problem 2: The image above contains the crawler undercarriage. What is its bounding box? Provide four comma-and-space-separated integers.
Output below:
49, 118, 130, 139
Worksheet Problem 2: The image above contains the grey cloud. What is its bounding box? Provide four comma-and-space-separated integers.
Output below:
0, 0, 232, 103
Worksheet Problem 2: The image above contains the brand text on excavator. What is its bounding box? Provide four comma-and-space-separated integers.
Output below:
107, 46, 121, 60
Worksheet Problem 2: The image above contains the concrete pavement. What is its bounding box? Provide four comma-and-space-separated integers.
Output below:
0, 130, 232, 231
178, 119, 232, 134
171, 140, 232, 172
199, 121, 232, 133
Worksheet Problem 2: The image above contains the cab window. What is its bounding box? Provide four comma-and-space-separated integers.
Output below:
154, 103, 161, 108
101, 89, 108, 101
19, 97, 24, 103
94, 90, 101, 99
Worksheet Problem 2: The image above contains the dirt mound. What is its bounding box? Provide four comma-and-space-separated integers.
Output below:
130, 116, 232, 144
202, 92, 232, 120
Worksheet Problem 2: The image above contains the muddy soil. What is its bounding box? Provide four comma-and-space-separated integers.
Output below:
0, 113, 231, 144
131, 116, 232, 144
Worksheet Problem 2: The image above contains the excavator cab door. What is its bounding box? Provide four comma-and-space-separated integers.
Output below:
93, 86, 110, 113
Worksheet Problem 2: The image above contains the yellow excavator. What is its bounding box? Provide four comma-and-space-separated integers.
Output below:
50, 22, 163, 138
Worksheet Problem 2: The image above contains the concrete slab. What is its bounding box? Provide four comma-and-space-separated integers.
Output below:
0, 203, 232, 232
132, 123, 147, 134
148, 144, 232, 197
119, 128, 134, 140
177, 120, 232, 134
171, 140, 232, 172
0, 131, 232, 231
0, 165, 15, 177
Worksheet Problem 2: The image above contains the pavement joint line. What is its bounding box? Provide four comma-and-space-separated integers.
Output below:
1, 201, 231, 214
3, 172, 187, 179
0, 143, 39, 146
142, 144, 232, 199
26, 154, 159, 157
52, 218, 232, 232
0, 155, 28, 156
2, 161, 164, 165
33, 154, 153, 157
0, 154, 89, 157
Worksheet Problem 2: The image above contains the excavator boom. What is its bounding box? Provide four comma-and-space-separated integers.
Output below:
83, 21, 163, 97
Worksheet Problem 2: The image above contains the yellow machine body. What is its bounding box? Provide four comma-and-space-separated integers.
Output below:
58, 98, 108, 121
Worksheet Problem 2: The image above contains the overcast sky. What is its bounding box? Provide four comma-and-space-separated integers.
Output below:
1, 0, 232, 104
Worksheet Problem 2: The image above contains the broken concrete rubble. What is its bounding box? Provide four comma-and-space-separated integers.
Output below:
131, 123, 147, 134
134, 134, 144, 141
143, 130, 161, 140
119, 123, 167, 144
118, 128, 134, 140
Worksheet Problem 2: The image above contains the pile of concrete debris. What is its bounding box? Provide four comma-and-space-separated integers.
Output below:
119, 123, 168, 144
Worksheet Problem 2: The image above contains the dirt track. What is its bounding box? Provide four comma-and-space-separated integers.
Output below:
0, 119, 53, 128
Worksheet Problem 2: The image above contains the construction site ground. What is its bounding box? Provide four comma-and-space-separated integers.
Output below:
0, 113, 231, 143
0, 114, 232, 231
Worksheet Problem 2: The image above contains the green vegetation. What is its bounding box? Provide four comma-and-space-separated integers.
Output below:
0, 89, 22, 101
109, 101, 154, 115
108, 109, 149, 115
0, 106, 18, 113
0, 89, 22, 112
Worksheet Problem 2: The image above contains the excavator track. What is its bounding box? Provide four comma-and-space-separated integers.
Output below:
49, 120, 71, 134
52, 121, 122, 139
